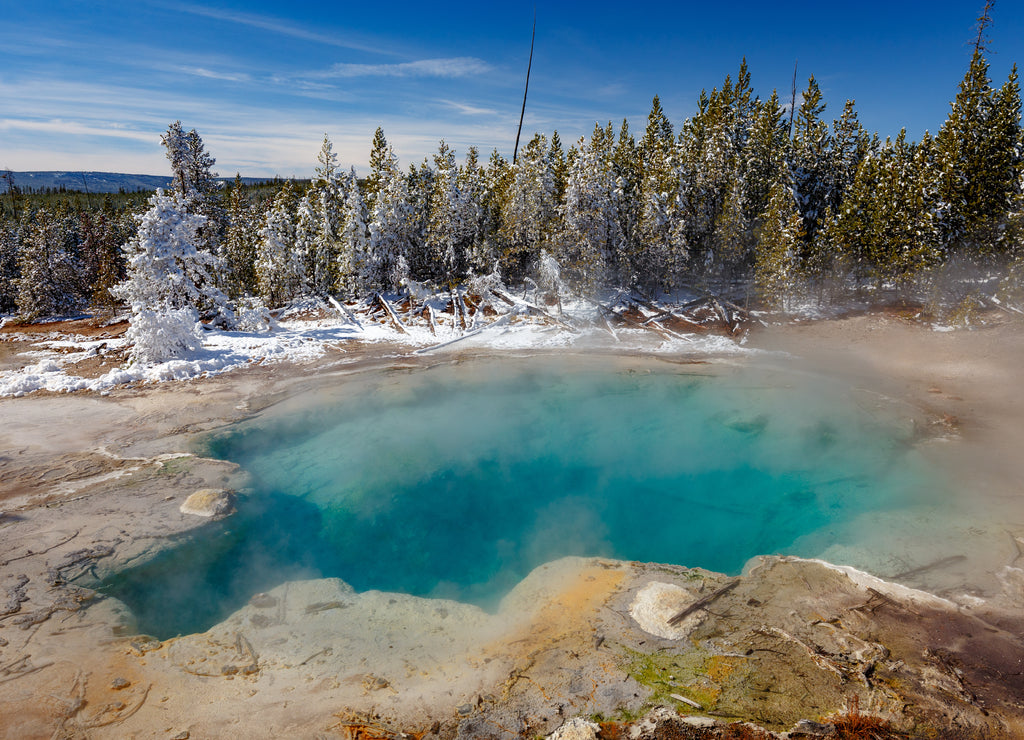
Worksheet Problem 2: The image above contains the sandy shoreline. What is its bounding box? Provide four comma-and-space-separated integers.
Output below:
2, 312, 1024, 738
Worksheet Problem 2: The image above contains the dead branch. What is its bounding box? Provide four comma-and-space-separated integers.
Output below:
667, 580, 738, 625
328, 296, 364, 330
492, 288, 576, 331
892, 555, 967, 581
375, 294, 408, 334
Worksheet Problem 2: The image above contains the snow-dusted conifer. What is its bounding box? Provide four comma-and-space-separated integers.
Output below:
113, 190, 225, 363
222, 176, 259, 298
366, 149, 413, 291
561, 124, 625, 290
256, 182, 305, 306
161, 121, 224, 252
499, 134, 556, 280
337, 168, 369, 297
755, 175, 804, 309
16, 207, 82, 320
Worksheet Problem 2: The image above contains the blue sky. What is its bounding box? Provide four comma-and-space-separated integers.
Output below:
2, 1, 1023, 178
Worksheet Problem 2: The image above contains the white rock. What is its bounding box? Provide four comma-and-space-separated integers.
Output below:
179, 489, 235, 518
628, 581, 700, 639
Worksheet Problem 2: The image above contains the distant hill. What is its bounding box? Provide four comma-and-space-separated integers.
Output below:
0, 171, 275, 194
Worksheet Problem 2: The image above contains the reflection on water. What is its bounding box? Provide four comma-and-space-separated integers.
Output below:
99, 358, 943, 638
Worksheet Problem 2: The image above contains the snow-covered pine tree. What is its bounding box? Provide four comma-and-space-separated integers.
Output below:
790, 76, 832, 249
79, 205, 124, 309
366, 148, 413, 291
936, 49, 1023, 255
426, 140, 468, 285
499, 134, 556, 281
866, 131, 942, 288
161, 122, 224, 253
754, 173, 804, 310
612, 119, 642, 286
476, 149, 512, 275
113, 190, 226, 363
222, 175, 259, 298
0, 218, 22, 313
337, 168, 369, 298
405, 158, 436, 281
364, 127, 390, 212
636, 95, 679, 288
457, 147, 489, 276
256, 181, 305, 306
305, 135, 346, 296
16, 207, 82, 320
560, 124, 625, 290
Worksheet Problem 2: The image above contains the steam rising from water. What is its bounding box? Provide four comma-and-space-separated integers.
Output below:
100, 357, 942, 638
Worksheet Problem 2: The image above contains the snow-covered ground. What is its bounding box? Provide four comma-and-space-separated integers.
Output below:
0, 296, 753, 398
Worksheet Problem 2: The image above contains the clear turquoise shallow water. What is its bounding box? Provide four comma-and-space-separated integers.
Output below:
100, 359, 939, 638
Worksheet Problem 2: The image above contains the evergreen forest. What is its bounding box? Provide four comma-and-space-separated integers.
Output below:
3, 39, 1024, 328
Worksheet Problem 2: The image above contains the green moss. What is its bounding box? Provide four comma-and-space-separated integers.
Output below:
620, 646, 720, 714
156, 458, 191, 476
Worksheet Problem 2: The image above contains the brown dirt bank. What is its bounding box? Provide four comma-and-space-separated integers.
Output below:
1, 314, 1023, 738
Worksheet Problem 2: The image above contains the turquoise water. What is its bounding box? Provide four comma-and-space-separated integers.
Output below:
100, 359, 938, 638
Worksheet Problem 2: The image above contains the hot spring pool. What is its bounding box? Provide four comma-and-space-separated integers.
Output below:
100, 357, 944, 638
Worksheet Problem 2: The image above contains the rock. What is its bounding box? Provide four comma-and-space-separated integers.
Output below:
628, 581, 702, 639
546, 717, 600, 740
792, 718, 837, 736
109, 677, 130, 690
180, 489, 235, 518
680, 716, 717, 728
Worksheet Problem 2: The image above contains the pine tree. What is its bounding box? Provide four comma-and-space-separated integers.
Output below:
365, 127, 390, 211
790, 76, 832, 247
560, 125, 625, 290
743, 91, 788, 224
366, 148, 413, 291
426, 140, 466, 285
499, 134, 556, 281
457, 147, 488, 275
113, 190, 226, 362
936, 48, 1022, 255
222, 176, 259, 299
755, 175, 805, 309
637, 96, 680, 289
305, 135, 346, 296
256, 182, 305, 306
337, 168, 369, 298
161, 122, 224, 252
0, 218, 22, 313
16, 207, 82, 320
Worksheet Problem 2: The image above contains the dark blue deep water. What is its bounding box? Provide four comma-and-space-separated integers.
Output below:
99, 360, 936, 638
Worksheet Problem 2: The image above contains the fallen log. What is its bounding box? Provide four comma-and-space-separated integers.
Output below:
667, 580, 738, 625
492, 288, 576, 331
590, 298, 691, 342
375, 294, 408, 334
413, 312, 514, 354
328, 296, 364, 330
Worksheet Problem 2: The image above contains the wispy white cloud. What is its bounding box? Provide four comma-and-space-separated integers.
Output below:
439, 99, 498, 116
169, 2, 396, 56
175, 66, 253, 83
0, 118, 155, 144
311, 57, 492, 80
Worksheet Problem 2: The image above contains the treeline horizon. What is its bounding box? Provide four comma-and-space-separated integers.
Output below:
2, 35, 1023, 324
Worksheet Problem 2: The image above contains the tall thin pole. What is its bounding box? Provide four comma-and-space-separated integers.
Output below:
788, 60, 798, 138
513, 11, 537, 165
